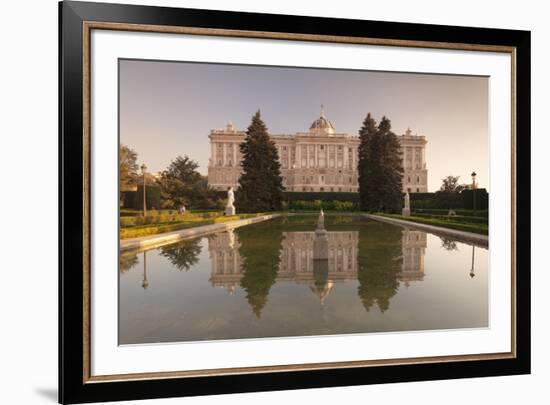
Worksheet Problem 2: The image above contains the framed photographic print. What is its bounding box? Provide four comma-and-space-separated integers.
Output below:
59, 0, 531, 403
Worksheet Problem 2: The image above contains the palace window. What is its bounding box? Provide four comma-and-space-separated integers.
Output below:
320, 187, 324, 191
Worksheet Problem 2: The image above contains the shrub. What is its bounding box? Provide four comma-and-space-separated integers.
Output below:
290, 200, 355, 211
119, 211, 223, 228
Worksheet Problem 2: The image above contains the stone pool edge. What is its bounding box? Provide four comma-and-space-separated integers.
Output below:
364, 214, 488, 248
120, 213, 281, 253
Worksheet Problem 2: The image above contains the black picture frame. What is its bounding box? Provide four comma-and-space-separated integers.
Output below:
59, 1, 531, 403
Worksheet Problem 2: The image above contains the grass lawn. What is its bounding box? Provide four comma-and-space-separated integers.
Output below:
120, 213, 266, 239
377, 213, 488, 235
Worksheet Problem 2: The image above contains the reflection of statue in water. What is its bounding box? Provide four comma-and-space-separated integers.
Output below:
225, 187, 236, 216
313, 209, 329, 260
311, 258, 333, 305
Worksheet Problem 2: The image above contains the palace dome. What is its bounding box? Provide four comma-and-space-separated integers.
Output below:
309, 105, 336, 135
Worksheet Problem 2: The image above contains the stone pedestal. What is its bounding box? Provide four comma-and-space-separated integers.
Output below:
225, 206, 235, 216
402, 208, 411, 217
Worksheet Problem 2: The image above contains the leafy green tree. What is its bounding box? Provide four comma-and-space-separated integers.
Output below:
439, 175, 466, 193
357, 115, 403, 212
235, 111, 284, 212
119, 144, 139, 191
159, 156, 221, 209
358, 113, 378, 211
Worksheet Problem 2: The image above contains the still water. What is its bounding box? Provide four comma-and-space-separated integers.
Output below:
119, 215, 488, 344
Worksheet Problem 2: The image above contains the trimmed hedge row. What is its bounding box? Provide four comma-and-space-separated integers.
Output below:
284, 192, 360, 203
380, 214, 488, 235
122, 185, 161, 210
120, 211, 222, 228
119, 213, 264, 239
290, 200, 356, 211
411, 213, 488, 224
410, 189, 489, 210
413, 208, 488, 218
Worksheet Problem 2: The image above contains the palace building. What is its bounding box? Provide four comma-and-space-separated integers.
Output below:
207, 107, 428, 193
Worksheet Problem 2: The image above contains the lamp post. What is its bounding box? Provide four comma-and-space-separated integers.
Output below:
141, 163, 147, 217
471, 171, 477, 215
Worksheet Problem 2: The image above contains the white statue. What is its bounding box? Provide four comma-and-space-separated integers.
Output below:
225, 187, 236, 216
226, 187, 235, 207
402, 191, 411, 217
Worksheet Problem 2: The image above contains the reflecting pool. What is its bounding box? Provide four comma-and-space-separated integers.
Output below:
119, 215, 488, 344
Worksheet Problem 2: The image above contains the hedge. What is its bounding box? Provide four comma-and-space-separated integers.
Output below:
120, 211, 222, 228
284, 192, 360, 203
290, 200, 356, 211
122, 185, 161, 210
413, 208, 488, 218
119, 213, 265, 239
379, 214, 488, 235
410, 213, 488, 224
410, 189, 489, 210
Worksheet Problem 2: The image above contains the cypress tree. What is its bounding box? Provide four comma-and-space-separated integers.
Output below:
358, 114, 404, 213
358, 113, 378, 211
377, 117, 404, 212
235, 111, 284, 212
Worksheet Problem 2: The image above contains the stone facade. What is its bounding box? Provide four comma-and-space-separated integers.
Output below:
207, 108, 428, 193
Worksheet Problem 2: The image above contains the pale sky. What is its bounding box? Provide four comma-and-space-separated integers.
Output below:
120, 59, 488, 191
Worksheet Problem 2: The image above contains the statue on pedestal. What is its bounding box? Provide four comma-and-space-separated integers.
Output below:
402, 191, 411, 217
225, 187, 236, 216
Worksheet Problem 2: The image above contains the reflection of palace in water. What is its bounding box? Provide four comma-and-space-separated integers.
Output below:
399, 229, 427, 285
208, 228, 427, 300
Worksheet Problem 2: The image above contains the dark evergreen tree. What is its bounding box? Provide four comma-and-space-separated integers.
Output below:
377, 117, 404, 212
235, 111, 284, 212
357, 114, 404, 213
358, 113, 378, 211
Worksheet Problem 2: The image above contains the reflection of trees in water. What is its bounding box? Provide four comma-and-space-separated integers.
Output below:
119, 254, 139, 273
159, 238, 202, 271
356, 222, 403, 312
236, 221, 283, 318
440, 237, 459, 251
